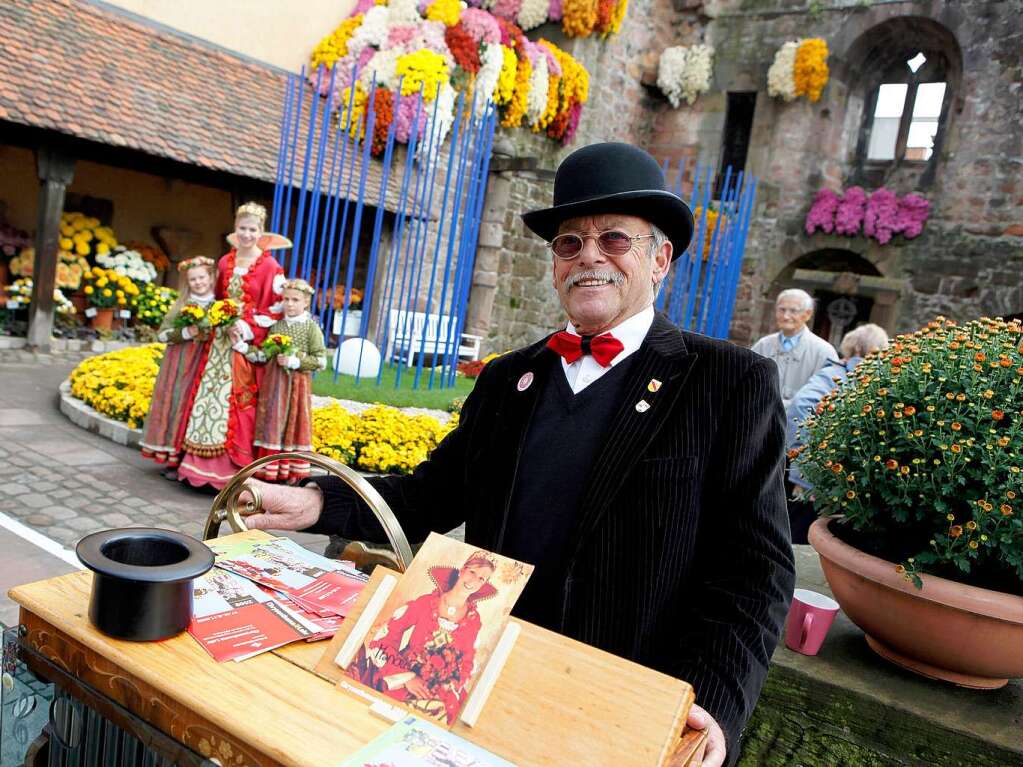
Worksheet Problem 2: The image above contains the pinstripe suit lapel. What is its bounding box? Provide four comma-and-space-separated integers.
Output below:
569, 314, 697, 555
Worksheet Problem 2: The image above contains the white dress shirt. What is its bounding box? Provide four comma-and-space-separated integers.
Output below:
560, 306, 654, 394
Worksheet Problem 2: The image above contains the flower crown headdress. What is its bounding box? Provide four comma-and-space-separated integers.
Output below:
282, 278, 315, 297
177, 256, 216, 273
235, 202, 267, 226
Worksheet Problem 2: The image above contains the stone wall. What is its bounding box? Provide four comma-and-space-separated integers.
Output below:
480, 0, 1023, 351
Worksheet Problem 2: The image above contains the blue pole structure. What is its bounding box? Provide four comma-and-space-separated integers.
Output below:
431, 93, 477, 389
439, 97, 486, 387
703, 169, 744, 335
355, 87, 404, 381
299, 65, 338, 282
694, 165, 732, 331
271, 74, 294, 234
667, 163, 703, 324
310, 106, 343, 331
446, 103, 497, 387
289, 66, 325, 276
681, 165, 715, 329
394, 92, 444, 389
717, 176, 758, 338
697, 167, 737, 334
373, 90, 423, 385
339, 76, 378, 383
414, 91, 466, 389
280, 68, 306, 250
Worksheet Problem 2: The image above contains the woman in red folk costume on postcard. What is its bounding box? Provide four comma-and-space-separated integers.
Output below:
177, 202, 288, 489
353, 552, 498, 725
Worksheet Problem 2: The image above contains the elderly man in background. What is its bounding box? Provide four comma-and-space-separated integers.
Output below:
751, 289, 837, 408
243, 142, 794, 767
784, 322, 889, 542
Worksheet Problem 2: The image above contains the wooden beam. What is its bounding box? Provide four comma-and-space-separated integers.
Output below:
27, 147, 75, 351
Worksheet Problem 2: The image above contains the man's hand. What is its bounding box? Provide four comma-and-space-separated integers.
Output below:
687, 704, 726, 767
241, 479, 324, 531
404, 676, 431, 700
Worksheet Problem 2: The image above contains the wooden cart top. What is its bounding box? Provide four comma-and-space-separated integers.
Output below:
10, 531, 698, 767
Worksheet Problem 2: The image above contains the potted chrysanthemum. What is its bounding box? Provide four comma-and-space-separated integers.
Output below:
794, 316, 1023, 688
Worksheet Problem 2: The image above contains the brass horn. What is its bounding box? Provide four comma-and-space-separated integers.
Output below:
201, 451, 414, 572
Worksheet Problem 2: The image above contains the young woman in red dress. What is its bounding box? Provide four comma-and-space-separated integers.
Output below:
178, 203, 287, 489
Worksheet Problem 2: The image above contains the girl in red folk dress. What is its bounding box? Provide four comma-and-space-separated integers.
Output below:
139, 257, 217, 478
352, 552, 498, 725
250, 279, 327, 483
178, 202, 288, 489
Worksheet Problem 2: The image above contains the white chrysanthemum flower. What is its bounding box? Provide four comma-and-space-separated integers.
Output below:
657, 46, 688, 109
657, 44, 714, 108
767, 40, 798, 101
517, 0, 548, 30
388, 0, 422, 24
429, 81, 458, 148
349, 6, 389, 57
475, 42, 503, 110
360, 48, 402, 90
526, 55, 549, 124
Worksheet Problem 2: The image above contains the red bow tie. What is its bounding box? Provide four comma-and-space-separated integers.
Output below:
547, 331, 624, 367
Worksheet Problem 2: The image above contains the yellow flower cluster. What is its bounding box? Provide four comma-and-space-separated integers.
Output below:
209, 299, 241, 327
83, 267, 139, 309
339, 84, 370, 139
313, 403, 457, 475
59, 212, 118, 259
69, 344, 164, 429
495, 46, 518, 106
396, 49, 450, 102
562, 0, 597, 38
310, 14, 364, 71
692, 206, 727, 261
425, 0, 461, 27
501, 55, 532, 128
793, 38, 829, 103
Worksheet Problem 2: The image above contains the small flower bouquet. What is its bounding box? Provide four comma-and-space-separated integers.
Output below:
174, 303, 207, 329
260, 333, 294, 358
208, 299, 241, 327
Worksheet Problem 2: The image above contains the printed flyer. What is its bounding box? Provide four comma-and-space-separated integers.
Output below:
336, 715, 516, 767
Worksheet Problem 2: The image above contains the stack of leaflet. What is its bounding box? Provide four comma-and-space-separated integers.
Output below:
188, 536, 368, 662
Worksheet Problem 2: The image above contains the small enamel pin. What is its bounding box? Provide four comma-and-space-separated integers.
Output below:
517, 372, 534, 392
647, 378, 662, 393
635, 400, 650, 413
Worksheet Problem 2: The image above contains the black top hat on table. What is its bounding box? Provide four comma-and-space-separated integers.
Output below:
77, 528, 214, 642
521, 142, 695, 260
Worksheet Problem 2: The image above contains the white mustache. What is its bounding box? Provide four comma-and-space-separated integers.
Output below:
566, 270, 625, 289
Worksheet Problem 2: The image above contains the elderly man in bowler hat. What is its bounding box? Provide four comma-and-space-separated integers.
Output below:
244, 143, 795, 766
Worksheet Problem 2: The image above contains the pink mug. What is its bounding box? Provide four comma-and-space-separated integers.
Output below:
785, 588, 840, 656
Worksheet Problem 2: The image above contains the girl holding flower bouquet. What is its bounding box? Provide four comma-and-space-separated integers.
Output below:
250, 279, 327, 482
178, 202, 287, 489
140, 257, 217, 475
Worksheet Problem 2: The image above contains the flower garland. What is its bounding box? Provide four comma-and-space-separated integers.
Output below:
768, 38, 829, 103
562, 0, 596, 37
656, 44, 714, 108
805, 187, 930, 244
308, 0, 592, 148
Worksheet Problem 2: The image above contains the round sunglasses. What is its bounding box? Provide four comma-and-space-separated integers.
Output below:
548, 229, 655, 260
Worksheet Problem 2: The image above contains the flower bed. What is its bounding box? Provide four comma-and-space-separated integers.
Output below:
805, 187, 930, 244
68, 346, 458, 475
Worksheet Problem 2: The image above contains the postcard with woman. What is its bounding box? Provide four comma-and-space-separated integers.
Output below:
336, 533, 533, 727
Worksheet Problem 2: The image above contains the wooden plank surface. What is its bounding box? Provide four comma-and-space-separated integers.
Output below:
10, 530, 696, 766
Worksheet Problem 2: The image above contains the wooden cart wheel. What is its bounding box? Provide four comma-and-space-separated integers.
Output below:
201, 451, 413, 572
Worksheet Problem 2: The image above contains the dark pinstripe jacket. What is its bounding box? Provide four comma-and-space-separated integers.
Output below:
309, 313, 795, 760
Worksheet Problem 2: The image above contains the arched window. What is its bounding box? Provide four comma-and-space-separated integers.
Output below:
864, 52, 948, 163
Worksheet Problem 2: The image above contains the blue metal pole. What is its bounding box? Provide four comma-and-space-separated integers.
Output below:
311, 107, 343, 330
681, 165, 715, 329
289, 66, 325, 276
299, 65, 338, 282
271, 74, 294, 234
698, 168, 737, 334
718, 176, 758, 338
667, 163, 703, 324
280, 68, 306, 247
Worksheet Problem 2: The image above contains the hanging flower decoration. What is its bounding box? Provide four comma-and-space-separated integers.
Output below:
308, 0, 591, 147
562, 0, 596, 37
805, 187, 930, 244
656, 44, 714, 108
768, 38, 829, 103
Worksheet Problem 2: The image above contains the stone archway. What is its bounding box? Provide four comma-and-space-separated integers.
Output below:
768, 248, 904, 350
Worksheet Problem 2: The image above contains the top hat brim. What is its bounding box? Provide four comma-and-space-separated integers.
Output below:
521, 190, 694, 261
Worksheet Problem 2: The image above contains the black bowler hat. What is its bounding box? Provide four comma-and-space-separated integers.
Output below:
521, 142, 694, 260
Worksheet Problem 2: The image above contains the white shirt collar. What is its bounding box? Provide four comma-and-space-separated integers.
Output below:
563, 305, 655, 366
190, 292, 215, 306
284, 311, 310, 324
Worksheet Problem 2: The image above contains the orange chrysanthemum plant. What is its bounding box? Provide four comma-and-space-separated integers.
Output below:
795, 316, 1023, 592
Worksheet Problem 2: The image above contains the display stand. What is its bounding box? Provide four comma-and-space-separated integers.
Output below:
8, 531, 707, 766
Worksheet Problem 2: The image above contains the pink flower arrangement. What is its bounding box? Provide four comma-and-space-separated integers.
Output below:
387, 24, 419, 49
548, 0, 564, 20
898, 194, 930, 239
804, 188, 840, 235
491, 0, 525, 21
834, 186, 867, 236
394, 92, 429, 142
460, 8, 501, 44
563, 102, 583, 144
864, 188, 900, 245
804, 186, 930, 244
353, 0, 376, 13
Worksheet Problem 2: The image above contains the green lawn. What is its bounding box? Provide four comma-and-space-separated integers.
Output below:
312, 360, 476, 410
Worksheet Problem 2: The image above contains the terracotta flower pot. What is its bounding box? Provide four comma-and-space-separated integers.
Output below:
89, 307, 114, 331
809, 516, 1023, 689
70, 291, 88, 314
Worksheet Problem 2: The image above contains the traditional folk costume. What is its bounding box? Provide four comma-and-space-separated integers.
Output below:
250, 310, 327, 482
139, 292, 215, 467
178, 249, 285, 489
352, 564, 495, 725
